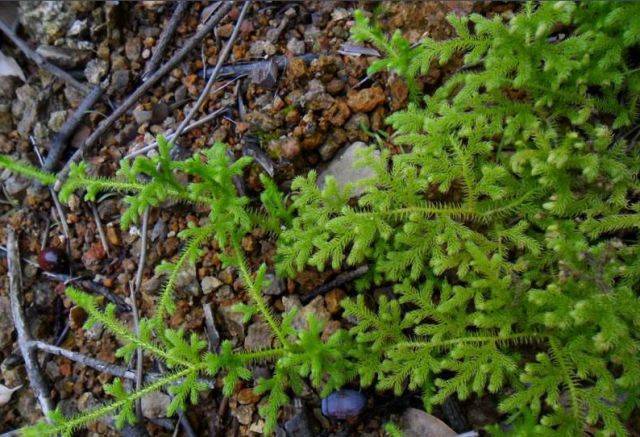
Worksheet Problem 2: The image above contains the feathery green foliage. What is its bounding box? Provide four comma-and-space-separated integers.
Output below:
277, 2, 640, 434
3, 1, 640, 434
1, 140, 360, 436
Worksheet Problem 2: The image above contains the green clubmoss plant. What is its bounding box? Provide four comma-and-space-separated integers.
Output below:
277, 2, 640, 435
0, 138, 361, 436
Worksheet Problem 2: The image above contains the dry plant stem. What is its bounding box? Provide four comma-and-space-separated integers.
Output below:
90, 202, 111, 257
143, 1, 189, 81
27, 340, 216, 388
172, 1, 250, 141
201, 53, 318, 78
31, 141, 72, 262
6, 227, 54, 419
301, 264, 370, 304
125, 105, 231, 159
53, 1, 233, 190
28, 340, 138, 380
43, 84, 105, 172
0, 19, 90, 94
133, 208, 149, 294
129, 282, 144, 420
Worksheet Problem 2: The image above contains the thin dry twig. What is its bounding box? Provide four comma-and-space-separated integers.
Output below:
27, 341, 215, 388
172, 1, 250, 142
31, 139, 72, 267
128, 281, 144, 420
0, 19, 90, 94
90, 202, 111, 258
200, 53, 318, 79
125, 105, 231, 159
54, 2, 233, 190
143, 1, 189, 81
301, 265, 370, 304
28, 340, 138, 380
6, 227, 54, 419
43, 83, 105, 172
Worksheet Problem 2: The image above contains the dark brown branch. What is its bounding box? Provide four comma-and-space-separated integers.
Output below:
6, 227, 54, 419
43, 84, 105, 172
53, 2, 233, 190
0, 19, 90, 94
301, 265, 370, 304
142, 1, 189, 81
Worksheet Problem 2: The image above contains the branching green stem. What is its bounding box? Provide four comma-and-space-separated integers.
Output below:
38, 366, 203, 436
232, 238, 289, 348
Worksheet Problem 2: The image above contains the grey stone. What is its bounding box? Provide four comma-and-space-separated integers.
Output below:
84, 59, 108, 84
249, 60, 278, 89
35, 45, 91, 69
133, 108, 152, 125
125, 37, 142, 62
110, 69, 130, 93
286, 38, 306, 55
141, 391, 171, 419
175, 261, 199, 295
401, 408, 457, 437
249, 40, 277, 57
263, 273, 284, 296
19, 1, 75, 45
244, 321, 274, 350
2, 171, 30, 195
47, 109, 67, 132
220, 304, 245, 341
284, 399, 312, 437
201, 276, 223, 295
67, 19, 88, 37
317, 141, 378, 197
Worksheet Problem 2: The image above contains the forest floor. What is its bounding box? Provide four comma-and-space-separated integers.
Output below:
0, 2, 514, 436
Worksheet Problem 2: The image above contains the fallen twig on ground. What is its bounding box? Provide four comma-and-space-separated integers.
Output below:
301, 265, 370, 304
54, 2, 233, 190
0, 19, 90, 94
143, 1, 189, 81
6, 227, 54, 419
43, 83, 105, 172
90, 202, 111, 258
128, 281, 144, 420
31, 139, 72, 270
125, 106, 231, 159
200, 53, 318, 79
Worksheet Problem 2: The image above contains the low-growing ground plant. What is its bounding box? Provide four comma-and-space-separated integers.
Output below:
2, 1, 640, 435
0, 139, 363, 436
278, 1, 640, 435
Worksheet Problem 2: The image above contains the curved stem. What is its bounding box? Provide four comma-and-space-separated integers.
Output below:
36, 366, 203, 436
232, 238, 289, 348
